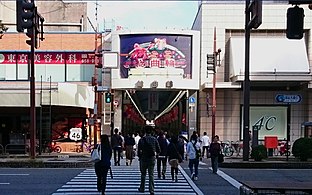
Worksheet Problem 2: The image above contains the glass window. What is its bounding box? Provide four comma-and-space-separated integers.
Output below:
47, 64, 65, 82
4, 64, 16, 80
66, 64, 94, 82
17, 63, 28, 80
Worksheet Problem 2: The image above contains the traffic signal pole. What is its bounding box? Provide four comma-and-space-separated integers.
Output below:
16, 0, 44, 159
29, 12, 36, 158
243, 0, 251, 161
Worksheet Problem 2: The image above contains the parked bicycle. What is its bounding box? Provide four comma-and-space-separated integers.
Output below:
275, 140, 291, 156
44, 141, 62, 153
75, 141, 93, 153
221, 140, 235, 157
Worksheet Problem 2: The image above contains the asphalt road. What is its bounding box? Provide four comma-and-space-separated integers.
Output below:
1, 160, 312, 195
0, 168, 84, 195
180, 157, 312, 195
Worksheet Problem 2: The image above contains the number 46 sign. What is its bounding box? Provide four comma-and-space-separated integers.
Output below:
69, 128, 82, 141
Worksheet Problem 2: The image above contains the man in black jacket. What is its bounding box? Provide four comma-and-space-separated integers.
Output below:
137, 125, 160, 195
157, 131, 168, 179
111, 128, 122, 166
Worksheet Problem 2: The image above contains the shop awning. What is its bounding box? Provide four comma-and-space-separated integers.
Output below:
229, 37, 311, 82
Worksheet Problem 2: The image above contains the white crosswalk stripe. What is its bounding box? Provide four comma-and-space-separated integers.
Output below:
52, 164, 199, 195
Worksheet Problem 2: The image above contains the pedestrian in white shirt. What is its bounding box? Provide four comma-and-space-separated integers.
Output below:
200, 132, 210, 158
134, 132, 141, 156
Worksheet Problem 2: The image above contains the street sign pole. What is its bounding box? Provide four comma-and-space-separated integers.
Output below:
243, 0, 251, 161
29, 8, 36, 159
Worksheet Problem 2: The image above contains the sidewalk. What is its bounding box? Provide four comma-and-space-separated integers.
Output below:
0, 152, 94, 168
220, 155, 312, 169
1, 152, 312, 168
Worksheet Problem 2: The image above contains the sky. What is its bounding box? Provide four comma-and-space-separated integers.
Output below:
85, 1, 199, 31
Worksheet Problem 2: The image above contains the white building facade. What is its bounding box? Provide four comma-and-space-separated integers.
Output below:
194, 1, 312, 142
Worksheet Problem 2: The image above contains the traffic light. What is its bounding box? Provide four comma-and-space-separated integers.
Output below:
249, 0, 262, 29
105, 92, 112, 103
16, 0, 35, 32
286, 5, 304, 39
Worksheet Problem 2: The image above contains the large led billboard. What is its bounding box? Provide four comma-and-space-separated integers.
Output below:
241, 106, 288, 140
111, 31, 200, 90
119, 34, 192, 79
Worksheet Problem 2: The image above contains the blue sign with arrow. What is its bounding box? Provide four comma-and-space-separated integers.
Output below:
275, 94, 302, 103
189, 97, 196, 104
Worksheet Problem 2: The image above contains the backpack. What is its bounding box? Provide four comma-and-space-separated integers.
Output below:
192, 141, 201, 159
142, 137, 155, 158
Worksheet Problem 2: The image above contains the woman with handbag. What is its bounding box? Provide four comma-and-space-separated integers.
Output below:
209, 135, 222, 174
167, 136, 183, 182
94, 134, 112, 195
186, 135, 201, 181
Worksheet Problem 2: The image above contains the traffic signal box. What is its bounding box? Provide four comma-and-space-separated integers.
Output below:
287, 5, 304, 39
16, 0, 34, 33
104, 92, 112, 124
16, 0, 42, 47
105, 92, 112, 104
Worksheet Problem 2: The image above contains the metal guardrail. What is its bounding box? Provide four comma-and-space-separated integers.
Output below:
4, 144, 27, 154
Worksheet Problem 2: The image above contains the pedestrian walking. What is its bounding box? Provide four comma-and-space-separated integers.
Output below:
111, 128, 123, 166
137, 125, 160, 195
209, 135, 222, 174
167, 136, 183, 182
157, 131, 168, 179
94, 134, 112, 195
186, 135, 201, 181
200, 132, 210, 158
134, 131, 141, 156
124, 133, 135, 166
119, 132, 125, 159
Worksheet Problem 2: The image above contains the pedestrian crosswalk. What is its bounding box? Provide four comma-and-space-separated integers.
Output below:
51, 161, 200, 195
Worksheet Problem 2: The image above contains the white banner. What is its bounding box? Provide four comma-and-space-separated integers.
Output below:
241, 106, 287, 140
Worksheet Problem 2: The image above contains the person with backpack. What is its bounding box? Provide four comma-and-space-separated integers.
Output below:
94, 134, 112, 195
124, 133, 135, 166
157, 131, 168, 179
186, 134, 201, 181
111, 128, 122, 166
137, 125, 160, 195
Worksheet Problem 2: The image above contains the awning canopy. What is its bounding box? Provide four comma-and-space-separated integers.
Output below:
229, 37, 311, 82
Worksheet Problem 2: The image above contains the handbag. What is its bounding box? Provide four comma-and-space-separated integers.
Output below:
218, 152, 224, 163
91, 144, 101, 163
173, 144, 183, 163
169, 159, 179, 168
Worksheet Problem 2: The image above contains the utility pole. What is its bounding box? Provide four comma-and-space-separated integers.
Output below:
243, 0, 262, 161
212, 27, 217, 139
16, 0, 44, 159
207, 27, 221, 139
93, 31, 103, 145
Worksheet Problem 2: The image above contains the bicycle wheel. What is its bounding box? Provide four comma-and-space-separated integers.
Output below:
224, 147, 234, 157
54, 146, 62, 153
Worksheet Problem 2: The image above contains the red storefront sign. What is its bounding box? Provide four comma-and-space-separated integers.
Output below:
0, 52, 95, 64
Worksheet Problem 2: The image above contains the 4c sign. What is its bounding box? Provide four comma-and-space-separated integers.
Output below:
253, 115, 277, 131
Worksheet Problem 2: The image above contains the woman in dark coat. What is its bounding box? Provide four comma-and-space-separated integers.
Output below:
94, 134, 112, 195
167, 136, 183, 182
